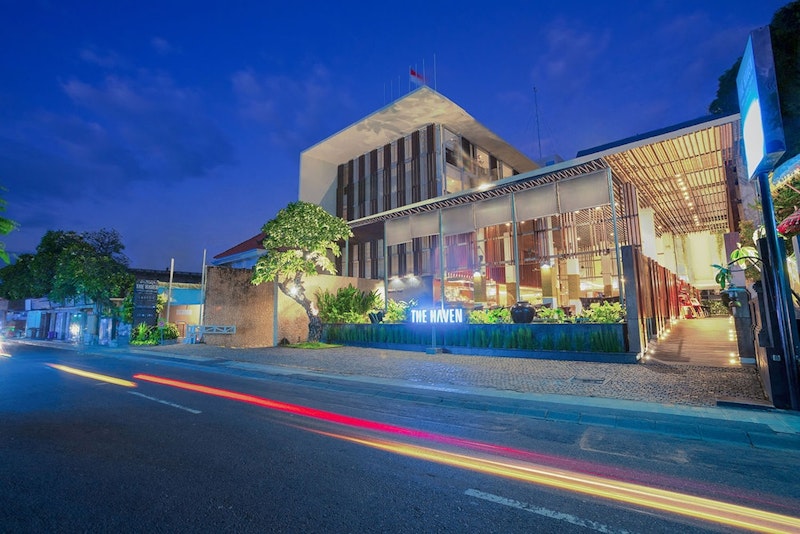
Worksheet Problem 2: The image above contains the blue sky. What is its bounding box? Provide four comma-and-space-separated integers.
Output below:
0, 0, 788, 271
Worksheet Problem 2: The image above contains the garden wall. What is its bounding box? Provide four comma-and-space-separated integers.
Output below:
203, 266, 382, 347
204, 266, 273, 347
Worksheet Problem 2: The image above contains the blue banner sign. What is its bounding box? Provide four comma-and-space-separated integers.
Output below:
736, 26, 786, 181
409, 308, 465, 324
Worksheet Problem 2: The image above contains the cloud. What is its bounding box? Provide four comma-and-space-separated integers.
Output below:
231, 63, 356, 153
79, 47, 126, 69
61, 71, 235, 179
531, 20, 612, 92
150, 37, 177, 55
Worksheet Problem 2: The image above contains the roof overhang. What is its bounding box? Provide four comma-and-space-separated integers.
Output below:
301, 86, 537, 174
348, 114, 742, 241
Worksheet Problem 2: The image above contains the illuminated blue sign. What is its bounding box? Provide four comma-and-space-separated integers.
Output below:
736, 26, 786, 181
409, 308, 465, 324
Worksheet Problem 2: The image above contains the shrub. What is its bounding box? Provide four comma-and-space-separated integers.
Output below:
316, 284, 382, 324
130, 321, 180, 345
468, 307, 511, 324
535, 306, 566, 322
130, 322, 154, 345
383, 298, 417, 323
579, 301, 624, 323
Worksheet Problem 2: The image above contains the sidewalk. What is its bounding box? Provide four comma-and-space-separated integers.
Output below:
12, 338, 800, 449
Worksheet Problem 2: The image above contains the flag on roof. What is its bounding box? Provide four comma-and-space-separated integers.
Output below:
410, 68, 425, 85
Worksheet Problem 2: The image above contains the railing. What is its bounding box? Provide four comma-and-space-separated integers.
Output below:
185, 324, 236, 343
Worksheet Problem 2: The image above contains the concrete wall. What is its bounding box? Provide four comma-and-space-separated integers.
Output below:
275, 274, 381, 345
203, 266, 382, 347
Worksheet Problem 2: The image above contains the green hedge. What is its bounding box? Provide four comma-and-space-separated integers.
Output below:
322, 323, 627, 353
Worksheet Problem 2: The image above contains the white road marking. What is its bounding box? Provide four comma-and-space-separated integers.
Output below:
464, 489, 635, 534
128, 391, 202, 414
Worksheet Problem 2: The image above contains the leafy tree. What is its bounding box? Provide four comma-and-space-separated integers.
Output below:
0, 185, 17, 265
708, 58, 742, 116
709, 1, 800, 166
30, 230, 86, 297
48, 229, 133, 315
0, 228, 133, 317
0, 253, 36, 299
251, 201, 353, 342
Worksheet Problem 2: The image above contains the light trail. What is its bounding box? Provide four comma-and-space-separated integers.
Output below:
134, 373, 800, 533
314, 429, 800, 534
48, 363, 137, 388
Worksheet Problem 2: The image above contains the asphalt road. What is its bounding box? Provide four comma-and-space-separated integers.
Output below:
2, 343, 800, 533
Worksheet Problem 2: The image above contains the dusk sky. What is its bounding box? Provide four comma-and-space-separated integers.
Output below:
0, 1, 788, 272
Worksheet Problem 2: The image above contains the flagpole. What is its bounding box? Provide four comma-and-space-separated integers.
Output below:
433, 53, 437, 91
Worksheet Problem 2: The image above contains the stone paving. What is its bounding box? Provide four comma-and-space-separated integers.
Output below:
139, 343, 768, 408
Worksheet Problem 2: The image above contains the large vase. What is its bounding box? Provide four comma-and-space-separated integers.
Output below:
510, 301, 534, 323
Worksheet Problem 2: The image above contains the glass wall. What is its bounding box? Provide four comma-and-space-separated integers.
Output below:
442, 128, 519, 194
380, 170, 627, 313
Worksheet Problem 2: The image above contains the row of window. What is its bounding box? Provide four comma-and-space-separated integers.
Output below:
336, 124, 521, 221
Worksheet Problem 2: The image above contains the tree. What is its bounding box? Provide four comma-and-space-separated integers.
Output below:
0, 228, 133, 315
0, 254, 36, 299
49, 229, 133, 315
709, 1, 800, 165
708, 58, 742, 116
31, 230, 86, 297
251, 201, 353, 342
0, 185, 18, 265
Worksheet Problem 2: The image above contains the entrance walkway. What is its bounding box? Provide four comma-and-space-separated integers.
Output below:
647, 316, 740, 367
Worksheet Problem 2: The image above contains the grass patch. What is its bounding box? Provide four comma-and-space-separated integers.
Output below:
286, 341, 343, 349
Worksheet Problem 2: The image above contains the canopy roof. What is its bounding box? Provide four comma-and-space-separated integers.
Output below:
581, 114, 741, 236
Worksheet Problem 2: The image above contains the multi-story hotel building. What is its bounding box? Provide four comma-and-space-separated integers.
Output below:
298, 86, 743, 315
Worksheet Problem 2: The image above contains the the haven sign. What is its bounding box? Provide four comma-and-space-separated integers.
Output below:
410, 308, 465, 324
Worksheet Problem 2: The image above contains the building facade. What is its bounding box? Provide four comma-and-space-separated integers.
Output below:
299, 86, 744, 316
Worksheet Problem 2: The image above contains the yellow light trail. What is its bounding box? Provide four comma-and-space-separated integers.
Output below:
135, 373, 800, 533
316, 430, 800, 534
47, 363, 137, 388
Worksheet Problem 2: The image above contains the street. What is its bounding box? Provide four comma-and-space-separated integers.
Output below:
2, 342, 800, 533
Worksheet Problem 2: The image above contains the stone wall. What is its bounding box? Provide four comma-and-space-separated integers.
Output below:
203, 266, 382, 347
204, 266, 274, 347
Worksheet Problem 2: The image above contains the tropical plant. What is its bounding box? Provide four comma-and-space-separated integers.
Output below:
712, 245, 762, 290
579, 301, 625, 323
251, 201, 353, 342
383, 298, 416, 323
316, 284, 382, 324
468, 307, 511, 324
535, 306, 566, 322
129, 321, 179, 345
130, 322, 154, 345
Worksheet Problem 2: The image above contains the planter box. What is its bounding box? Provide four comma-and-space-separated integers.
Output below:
322, 322, 637, 363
